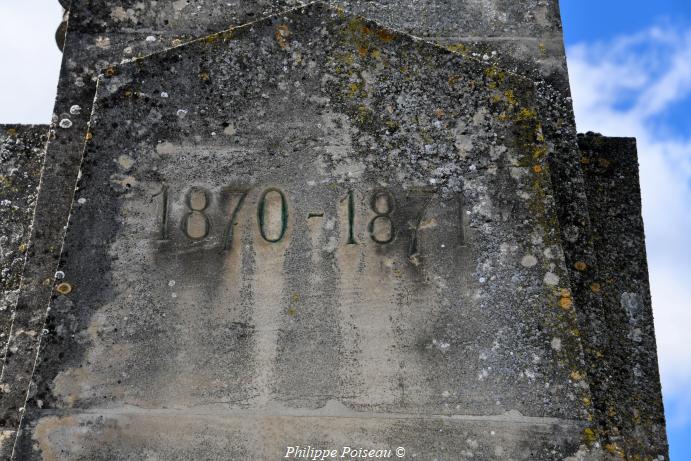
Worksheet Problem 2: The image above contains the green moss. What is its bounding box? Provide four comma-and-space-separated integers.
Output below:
446, 43, 468, 55
0, 175, 12, 190
583, 427, 598, 446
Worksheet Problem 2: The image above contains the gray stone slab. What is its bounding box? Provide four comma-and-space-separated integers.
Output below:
14, 5, 594, 459
1, 1, 632, 458
67, 0, 567, 81
0, 126, 46, 345
0, 125, 47, 457
534, 85, 615, 453
578, 133, 668, 459
2, 0, 595, 447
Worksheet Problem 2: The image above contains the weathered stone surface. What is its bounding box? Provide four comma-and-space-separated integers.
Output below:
14, 6, 595, 458
67, 0, 566, 81
0, 125, 47, 458
0, 126, 46, 349
578, 133, 668, 459
2, 1, 584, 444
3, 1, 669, 459
535, 86, 616, 454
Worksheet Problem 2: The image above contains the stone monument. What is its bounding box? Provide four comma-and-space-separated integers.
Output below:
0, 1, 668, 459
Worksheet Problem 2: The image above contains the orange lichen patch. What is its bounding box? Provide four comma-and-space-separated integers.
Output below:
559, 295, 573, 310
598, 158, 611, 169
104, 66, 116, 77
199, 71, 210, 81
532, 165, 543, 174
56, 282, 73, 295
605, 443, 625, 458
590, 282, 602, 294
357, 45, 368, 57
574, 261, 588, 271
85, 131, 93, 141
377, 29, 395, 42
580, 156, 591, 165
570, 370, 584, 381
434, 108, 446, 119
275, 24, 290, 49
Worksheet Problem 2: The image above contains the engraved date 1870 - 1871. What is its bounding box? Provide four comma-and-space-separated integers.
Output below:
154, 185, 465, 260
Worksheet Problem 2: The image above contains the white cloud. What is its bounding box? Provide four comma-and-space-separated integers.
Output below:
568, 27, 691, 428
0, 1, 63, 124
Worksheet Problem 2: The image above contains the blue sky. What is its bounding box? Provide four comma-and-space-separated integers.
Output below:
0, 1, 689, 459
563, 1, 691, 459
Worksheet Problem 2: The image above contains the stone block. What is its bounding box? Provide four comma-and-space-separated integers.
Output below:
579, 133, 667, 459
0, 126, 46, 349
0, 125, 48, 457
1, 1, 579, 442
1, 2, 669, 459
14, 6, 594, 459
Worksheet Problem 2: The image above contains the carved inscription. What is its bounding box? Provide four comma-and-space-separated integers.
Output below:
369, 190, 396, 245
257, 189, 288, 243
221, 189, 248, 251
183, 187, 211, 240
156, 185, 466, 259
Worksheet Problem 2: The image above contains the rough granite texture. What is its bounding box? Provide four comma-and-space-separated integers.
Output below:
14, 5, 595, 459
579, 133, 668, 459
0, 126, 46, 353
0, 0, 668, 459
0, 125, 47, 459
